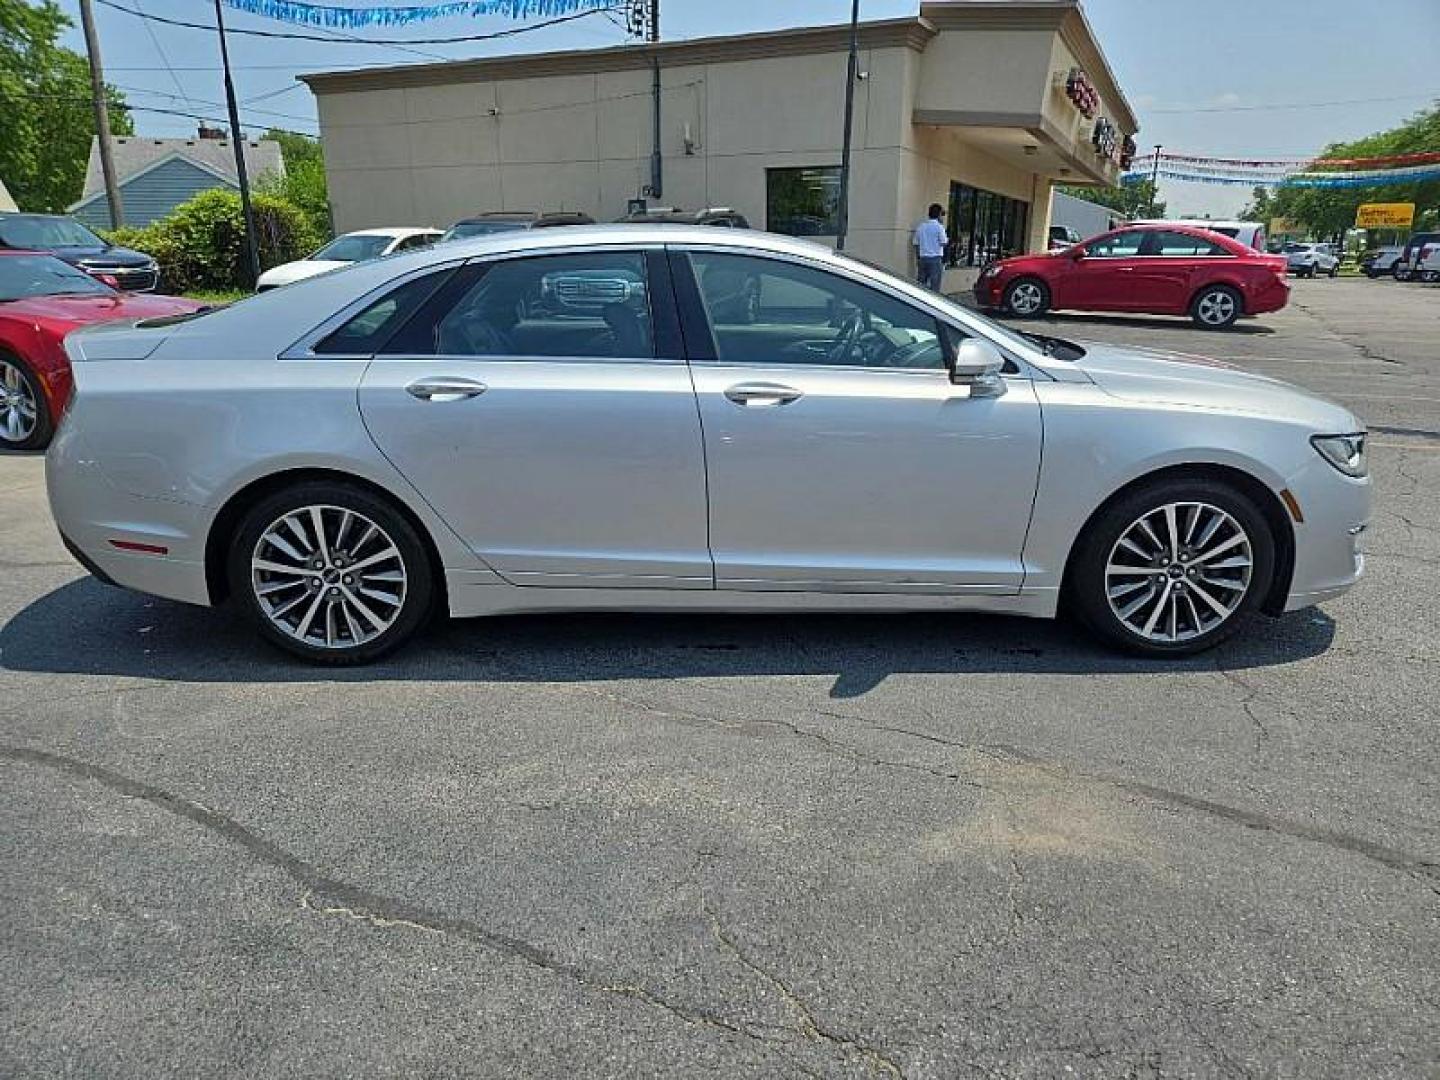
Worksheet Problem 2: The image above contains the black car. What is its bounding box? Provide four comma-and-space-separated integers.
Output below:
441, 211, 595, 243
1393, 231, 1440, 281
616, 207, 751, 228
0, 213, 160, 291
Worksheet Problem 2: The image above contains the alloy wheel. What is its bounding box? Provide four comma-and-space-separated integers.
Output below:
250, 504, 408, 650
1195, 290, 1236, 326
0, 360, 39, 445
1103, 501, 1253, 643
1008, 281, 1044, 315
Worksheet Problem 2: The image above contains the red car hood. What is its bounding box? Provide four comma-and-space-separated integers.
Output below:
0, 292, 203, 334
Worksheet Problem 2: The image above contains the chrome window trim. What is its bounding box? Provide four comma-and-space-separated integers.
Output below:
671, 242, 1050, 380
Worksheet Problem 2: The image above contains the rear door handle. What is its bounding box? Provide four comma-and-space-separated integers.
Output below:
723, 382, 803, 408
406, 377, 487, 402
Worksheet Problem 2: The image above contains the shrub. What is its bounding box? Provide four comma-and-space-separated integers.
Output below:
104, 188, 323, 293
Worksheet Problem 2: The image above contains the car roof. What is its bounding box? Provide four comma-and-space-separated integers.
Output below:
1129, 218, 1257, 229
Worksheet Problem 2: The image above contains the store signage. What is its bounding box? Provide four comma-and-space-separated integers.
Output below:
1091, 117, 1118, 159
1065, 68, 1099, 119
1355, 202, 1415, 228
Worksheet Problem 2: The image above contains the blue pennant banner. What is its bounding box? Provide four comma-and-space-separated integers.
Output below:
221, 0, 611, 29
1123, 165, 1440, 189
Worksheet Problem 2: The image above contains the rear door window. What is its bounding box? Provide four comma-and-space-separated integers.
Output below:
313, 270, 456, 355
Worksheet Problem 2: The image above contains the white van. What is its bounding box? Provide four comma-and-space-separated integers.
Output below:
1128, 219, 1266, 252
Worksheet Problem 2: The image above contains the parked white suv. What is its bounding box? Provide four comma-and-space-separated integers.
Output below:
1282, 242, 1340, 278
1416, 242, 1440, 283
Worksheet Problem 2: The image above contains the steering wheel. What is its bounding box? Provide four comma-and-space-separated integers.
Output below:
826, 309, 868, 364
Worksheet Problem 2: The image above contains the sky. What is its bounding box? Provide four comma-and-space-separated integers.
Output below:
56, 0, 1440, 218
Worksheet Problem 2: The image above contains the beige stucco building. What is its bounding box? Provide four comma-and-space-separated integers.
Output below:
301, 0, 1137, 290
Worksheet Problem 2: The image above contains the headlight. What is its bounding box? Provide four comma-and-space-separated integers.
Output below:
1311, 433, 1367, 478
980, 265, 1001, 279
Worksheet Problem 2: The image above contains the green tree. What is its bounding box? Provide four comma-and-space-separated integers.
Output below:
1239, 185, 1273, 223
256, 128, 331, 241
0, 0, 132, 212
1057, 180, 1165, 220
1269, 102, 1440, 239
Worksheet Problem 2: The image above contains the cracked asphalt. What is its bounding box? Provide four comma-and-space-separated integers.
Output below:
2, 277, 1437, 1079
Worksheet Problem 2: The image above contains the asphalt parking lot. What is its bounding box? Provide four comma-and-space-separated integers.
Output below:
2, 276, 1437, 1079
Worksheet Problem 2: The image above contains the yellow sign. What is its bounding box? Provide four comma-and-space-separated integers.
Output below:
1355, 203, 1415, 229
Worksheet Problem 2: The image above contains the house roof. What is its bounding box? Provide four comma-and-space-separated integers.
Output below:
78, 136, 285, 200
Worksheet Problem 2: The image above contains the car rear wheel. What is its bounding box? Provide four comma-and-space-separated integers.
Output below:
1070, 479, 1276, 656
1003, 277, 1050, 317
228, 482, 434, 664
1190, 285, 1242, 329
1393, 262, 1410, 281
1328, 263, 1339, 278
0, 355, 52, 452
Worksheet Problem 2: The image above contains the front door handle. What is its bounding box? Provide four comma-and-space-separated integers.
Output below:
723, 382, 803, 408
406, 377, 487, 403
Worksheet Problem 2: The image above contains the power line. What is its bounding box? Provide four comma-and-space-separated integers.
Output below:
11, 93, 319, 136
109, 82, 319, 124
1147, 90, 1439, 114
133, 0, 194, 111
94, 0, 623, 46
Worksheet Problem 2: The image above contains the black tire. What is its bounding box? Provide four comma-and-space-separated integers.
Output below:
1190, 284, 1243, 329
1328, 263, 1339, 278
227, 480, 435, 664
1068, 478, 1277, 657
0, 353, 53, 452
1393, 261, 1410, 281
1002, 277, 1050, 318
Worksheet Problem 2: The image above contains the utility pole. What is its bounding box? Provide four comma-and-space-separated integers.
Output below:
648, 0, 661, 200
213, 0, 261, 288
834, 0, 861, 251
1148, 144, 1162, 217
78, 0, 124, 229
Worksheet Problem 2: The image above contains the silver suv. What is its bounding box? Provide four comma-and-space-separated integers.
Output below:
1282, 242, 1340, 278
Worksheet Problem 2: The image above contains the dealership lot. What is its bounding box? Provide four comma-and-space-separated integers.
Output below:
1, 278, 1436, 1078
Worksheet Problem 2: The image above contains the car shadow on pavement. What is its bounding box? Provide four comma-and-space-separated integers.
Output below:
1, 578, 1336, 698
1023, 312, 1278, 335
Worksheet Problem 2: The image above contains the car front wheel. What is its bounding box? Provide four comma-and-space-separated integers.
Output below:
228, 481, 435, 664
1003, 277, 1050, 317
0, 355, 52, 451
1070, 479, 1276, 656
1190, 285, 1242, 329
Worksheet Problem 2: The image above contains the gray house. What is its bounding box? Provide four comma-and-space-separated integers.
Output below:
69, 132, 285, 230
0, 175, 16, 212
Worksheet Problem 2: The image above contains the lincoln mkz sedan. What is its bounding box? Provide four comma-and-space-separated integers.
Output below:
47, 227, 1370, 663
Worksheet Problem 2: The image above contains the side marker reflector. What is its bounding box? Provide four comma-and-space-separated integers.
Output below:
108, 539, 169, 555
1279, 488, 1304, 524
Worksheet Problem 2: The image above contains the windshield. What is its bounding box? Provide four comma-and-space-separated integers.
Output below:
0, 215, 106, 249
0, 254, 114, 301
1280, 243, 1311, 253
312, 234, 394, 262
442, 220, 530, 241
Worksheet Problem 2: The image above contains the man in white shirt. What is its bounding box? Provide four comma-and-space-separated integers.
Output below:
912, 203, 948, 290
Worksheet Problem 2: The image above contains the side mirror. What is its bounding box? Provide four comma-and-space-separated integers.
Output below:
948, 337, 1007, 397
97, 273, 121, 290
1069, 246, 1088, 260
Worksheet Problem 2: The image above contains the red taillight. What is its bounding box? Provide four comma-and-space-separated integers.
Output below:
108, 539, 169, 555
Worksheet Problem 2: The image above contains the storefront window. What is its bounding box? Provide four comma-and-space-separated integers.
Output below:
946, 182, 1029, 267
766, 166, 841, 236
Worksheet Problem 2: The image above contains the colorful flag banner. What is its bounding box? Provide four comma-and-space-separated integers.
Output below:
220, 0, 611, 30
1123, 164, 1440, 188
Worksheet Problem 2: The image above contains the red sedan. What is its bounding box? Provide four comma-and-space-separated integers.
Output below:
974, 223, 1290, 329
0, 251, 203, 450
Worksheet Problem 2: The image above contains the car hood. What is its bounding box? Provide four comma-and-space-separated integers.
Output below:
1, 292, 202, 332
256, 260, 347, 288
1069, 340, 1362, 431
51, 245, 155, 268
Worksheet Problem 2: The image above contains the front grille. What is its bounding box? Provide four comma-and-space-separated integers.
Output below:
87, 266, 159, 292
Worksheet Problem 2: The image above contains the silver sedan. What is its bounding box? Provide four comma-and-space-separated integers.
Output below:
47, 226, 1371, 663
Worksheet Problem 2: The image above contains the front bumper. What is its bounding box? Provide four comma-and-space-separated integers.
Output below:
1281, 453, 1371, 611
